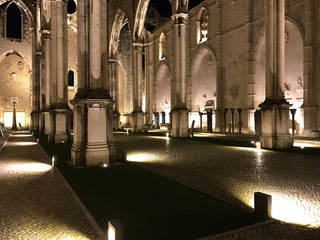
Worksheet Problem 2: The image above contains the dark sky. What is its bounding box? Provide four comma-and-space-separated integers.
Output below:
150, 0, 172, 18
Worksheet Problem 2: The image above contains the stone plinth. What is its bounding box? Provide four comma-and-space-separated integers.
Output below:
131, 111, 144, 132
259, 99, 292, 149
71, 89, 115, 167
53, 108, 69, 143
171, 108, 188, 137
43, 111, 52, 136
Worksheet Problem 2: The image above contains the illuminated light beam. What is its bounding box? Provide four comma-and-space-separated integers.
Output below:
126, 152, 157, 162
229, 182, 320, 227
8, 162, 52, 173
9, 142, 37, 146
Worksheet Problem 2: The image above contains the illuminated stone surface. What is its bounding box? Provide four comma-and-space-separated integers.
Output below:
116, 133, 320, 238
0, 133, 99, 239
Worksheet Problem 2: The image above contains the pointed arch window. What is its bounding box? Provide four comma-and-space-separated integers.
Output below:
159, 33, 167, 60
68, 70, 75, 87
5, 2, 23, 40
197, 8, 208, 44
67, 0, 77, 14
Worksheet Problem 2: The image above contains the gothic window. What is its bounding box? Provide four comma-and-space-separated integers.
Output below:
159, 33, 166, 60
6, 2, 22, 40
67, 0, 76, 14
68, 70, 74, 87
197, 8, 208, 44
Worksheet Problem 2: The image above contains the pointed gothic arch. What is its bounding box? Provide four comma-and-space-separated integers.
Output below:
109, 8, 129, 58
5, 1, 22, 39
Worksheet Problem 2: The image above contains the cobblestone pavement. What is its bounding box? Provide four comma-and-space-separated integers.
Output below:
0, 133, 100, 240
115, 133, 320, 239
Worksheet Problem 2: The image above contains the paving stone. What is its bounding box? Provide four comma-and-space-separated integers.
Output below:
115, 133, 320, 240
0, 133, 99, 240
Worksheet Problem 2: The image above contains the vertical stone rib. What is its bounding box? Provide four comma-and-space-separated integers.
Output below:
303, 0, 313, 107
265, 0, 285, 99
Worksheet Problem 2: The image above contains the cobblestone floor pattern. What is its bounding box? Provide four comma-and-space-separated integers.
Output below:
0, 133, 99, 240
115, 133, 320, 239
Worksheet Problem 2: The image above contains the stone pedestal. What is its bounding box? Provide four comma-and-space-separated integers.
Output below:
50, 108, 69, 143
43, 111, 51, 136
31, 111, 40, 131
131, 111, 144, 132
171, 109, 188, 137
259, 99, 292, 149
71, 95, 115, 167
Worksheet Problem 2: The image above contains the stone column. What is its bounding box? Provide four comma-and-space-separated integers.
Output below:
259, 0, 292, 149
145, 43, 153, 126
131, 43, 144, 132
230, 108, 235, 134
245, 0, 256, 134
153, 112, 159, 128
213, 0, 224, 133
237, 108, 242, 134
41, 30, 52, 136
171, 13, 189, 137
12, 102, 17, 131
49, 0, 69, 143
31, 3, 41, 132
71, 0, 115, 167
108, 58, 120, 129
206, 109, 212, 133
301, 0, 319, 137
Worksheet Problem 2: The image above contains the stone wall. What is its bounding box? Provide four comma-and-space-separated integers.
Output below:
0, 54, 31, 128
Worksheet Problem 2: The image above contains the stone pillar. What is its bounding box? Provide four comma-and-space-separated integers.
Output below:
223, 108, 228, 134
71, 0, 115, 167
161, 111, 165, 124
171, 13, 189, 137
41, 30, 52, 136
245, 0, 256, 134
153, 112, 159, 128
230, 108, 235, 134
49, 0, 69, 143
108, 58, 120, 129
214, 0, 224, 133
31, 3, 41, 132
237, 108, 243, 134
206, 109, 212, 133
301, 0, 319, 137
145, 43, 153, 126
259, 0, 292, 149
131, 43, 144, 132
12, 102, 17, 131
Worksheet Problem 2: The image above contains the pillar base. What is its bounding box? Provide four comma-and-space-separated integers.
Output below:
51, 108, 69, 143
43, 111, 52, 136
131, 111, 144, 132
113, 112, 120, 129
71, 93, 116, 167
300, 129, 320, 138
259, 99, 293, 149
31, 111, 41, 132
171, 108, 189, 137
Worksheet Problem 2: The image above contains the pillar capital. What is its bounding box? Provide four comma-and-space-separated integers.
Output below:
171, 13, 188, 25
41, 30, 51, 40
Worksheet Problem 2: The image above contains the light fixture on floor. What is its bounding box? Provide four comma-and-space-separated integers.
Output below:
52, 155, 56, 167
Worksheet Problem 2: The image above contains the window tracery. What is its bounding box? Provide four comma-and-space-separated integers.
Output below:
197, 8, 208, 44
159, 33, 166, 60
